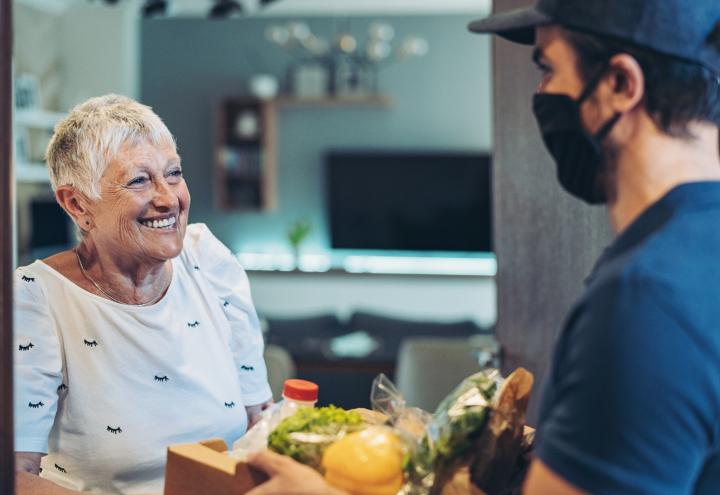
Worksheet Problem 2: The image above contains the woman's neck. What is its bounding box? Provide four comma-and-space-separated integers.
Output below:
75, 238, 172, 305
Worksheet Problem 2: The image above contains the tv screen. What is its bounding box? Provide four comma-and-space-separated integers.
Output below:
326, 151, 492, 252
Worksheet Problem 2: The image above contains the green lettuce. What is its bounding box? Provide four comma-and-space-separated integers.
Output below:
268, 406, 365, 470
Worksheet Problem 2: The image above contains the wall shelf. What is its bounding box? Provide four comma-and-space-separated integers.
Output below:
272, 94, 393, 109
14, 108, 65, 184
16, 0, 71, 16
16, 162, 50, 183
15, 108, 65, 129
236, 252, 497, 277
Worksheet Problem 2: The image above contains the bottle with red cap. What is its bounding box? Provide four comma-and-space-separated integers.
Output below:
280, 379, 319, 416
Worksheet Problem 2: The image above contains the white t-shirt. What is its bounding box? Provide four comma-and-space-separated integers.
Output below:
14, 223, 272, 494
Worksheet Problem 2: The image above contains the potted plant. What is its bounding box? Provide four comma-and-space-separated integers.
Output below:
287, 219, 312, 267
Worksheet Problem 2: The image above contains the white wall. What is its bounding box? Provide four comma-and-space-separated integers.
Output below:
247, 271, 496, 327
14, 0, 140, 111
59, 0, 140, 107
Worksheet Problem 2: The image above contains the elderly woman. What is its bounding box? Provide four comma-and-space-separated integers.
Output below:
14, 94, 272, 495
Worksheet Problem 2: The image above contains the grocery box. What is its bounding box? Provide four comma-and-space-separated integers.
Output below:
164, 438, 267, 495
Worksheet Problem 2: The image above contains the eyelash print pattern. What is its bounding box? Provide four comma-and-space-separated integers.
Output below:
154, 375, 169, 382
187, 321, 200, 327
83, 339, 98, 347
21, 275, 35, 282
240, 365, 254, 371
224, 401, 236, 408
57, 383, 68, 392
18, 342, 35, 351
107, 426, 123, 434
28, 401, 44, 408
54, 464, 67, 473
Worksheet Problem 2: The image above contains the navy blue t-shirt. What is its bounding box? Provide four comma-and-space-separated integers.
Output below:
536, 182, 720, 495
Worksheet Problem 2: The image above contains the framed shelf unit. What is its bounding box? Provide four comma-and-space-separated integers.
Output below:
215, 98, 277, 211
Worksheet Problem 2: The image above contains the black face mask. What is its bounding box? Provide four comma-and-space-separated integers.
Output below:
532, 66, 622, 204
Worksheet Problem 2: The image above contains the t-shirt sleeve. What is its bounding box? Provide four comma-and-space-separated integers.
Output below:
185, 224, 272, 405
536, 276, 716, 495
14, 268, 63, 453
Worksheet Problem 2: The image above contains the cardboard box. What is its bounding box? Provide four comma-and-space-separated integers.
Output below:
164, 438, 268, 495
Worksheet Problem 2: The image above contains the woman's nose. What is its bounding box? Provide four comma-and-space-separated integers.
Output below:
153, 178, 179, 210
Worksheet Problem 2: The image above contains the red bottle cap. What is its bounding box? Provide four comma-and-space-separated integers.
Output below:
283, 379, 319, 402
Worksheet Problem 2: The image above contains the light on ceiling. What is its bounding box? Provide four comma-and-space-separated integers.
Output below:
142, 0, 168, 18
209, 0, 242, 19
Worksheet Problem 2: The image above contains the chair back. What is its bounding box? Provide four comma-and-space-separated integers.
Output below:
263, 344, 296, 401
395, 337, 481, 412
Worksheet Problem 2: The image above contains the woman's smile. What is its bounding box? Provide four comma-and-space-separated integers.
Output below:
138, 214, 178, 230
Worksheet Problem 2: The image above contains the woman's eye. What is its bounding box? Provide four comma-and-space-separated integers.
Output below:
167, 169, 183, 182
128, 176, 148, 186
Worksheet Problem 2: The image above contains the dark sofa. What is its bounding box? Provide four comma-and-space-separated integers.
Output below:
264, 311, 491, 408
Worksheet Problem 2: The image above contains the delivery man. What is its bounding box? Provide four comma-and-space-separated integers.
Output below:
246, 1, 720, 493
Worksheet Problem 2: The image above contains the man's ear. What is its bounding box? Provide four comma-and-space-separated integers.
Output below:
607, 53, 645, 113
55, 186, 94, 232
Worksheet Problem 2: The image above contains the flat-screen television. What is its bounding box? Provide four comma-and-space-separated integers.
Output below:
326, 151, 492, 252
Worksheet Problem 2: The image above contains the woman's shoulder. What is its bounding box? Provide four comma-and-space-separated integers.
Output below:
182, 223, 233, 263
41, 250, 77, 276
16, 250, 83, 303
15, 260, 51, 304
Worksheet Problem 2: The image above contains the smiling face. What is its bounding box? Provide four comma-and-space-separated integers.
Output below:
86, 138, 191, 264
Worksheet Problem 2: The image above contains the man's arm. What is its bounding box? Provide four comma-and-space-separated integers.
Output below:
529, 278, 713, 493
523, 459, 587, 495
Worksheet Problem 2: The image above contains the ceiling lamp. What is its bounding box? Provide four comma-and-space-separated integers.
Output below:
142, 0, 168, 17
209, 0, 242, 18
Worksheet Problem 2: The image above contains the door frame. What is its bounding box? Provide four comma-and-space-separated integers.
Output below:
1, 0, 15, 493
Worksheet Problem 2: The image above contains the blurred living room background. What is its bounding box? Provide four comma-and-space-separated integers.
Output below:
12, 0, 498, 412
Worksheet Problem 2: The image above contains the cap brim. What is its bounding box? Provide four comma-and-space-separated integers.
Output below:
468, 6, 552, 45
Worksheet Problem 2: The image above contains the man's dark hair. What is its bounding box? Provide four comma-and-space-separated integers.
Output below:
564, 29, 720, 138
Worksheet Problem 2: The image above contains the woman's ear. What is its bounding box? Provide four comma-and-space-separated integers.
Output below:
55, 186, 94, 232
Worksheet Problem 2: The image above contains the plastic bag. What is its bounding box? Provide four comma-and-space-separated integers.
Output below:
379, 368, 533, 495
371, 374, 433, 443
422, 368, 534, 495
230, 368, 533, 495
230, 399, 307, 460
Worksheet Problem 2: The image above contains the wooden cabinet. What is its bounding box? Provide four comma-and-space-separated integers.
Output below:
215, 98, 277, 211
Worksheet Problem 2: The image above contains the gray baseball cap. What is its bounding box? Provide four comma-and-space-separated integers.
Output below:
468, 0, 720, 73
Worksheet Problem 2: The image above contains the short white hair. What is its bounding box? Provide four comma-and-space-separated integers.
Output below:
46, 94, 176, 200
